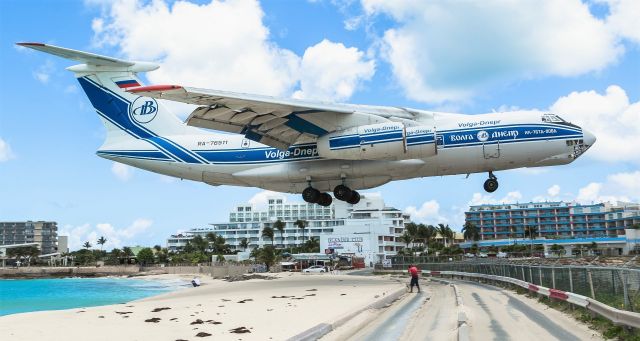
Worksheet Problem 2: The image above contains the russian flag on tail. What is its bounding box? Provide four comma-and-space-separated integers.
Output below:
115, 79, 141, 88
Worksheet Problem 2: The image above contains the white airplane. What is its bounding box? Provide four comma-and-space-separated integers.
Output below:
19, 43, 596, 207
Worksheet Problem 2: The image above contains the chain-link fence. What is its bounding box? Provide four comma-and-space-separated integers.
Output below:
385, 259, 640, 312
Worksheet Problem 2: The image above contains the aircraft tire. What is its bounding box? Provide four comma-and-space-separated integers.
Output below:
484, 179, 499, 193
346, 191, 361, 205
303, 187, 321, 203
333, 185, 353, 201
318, 192, 333, 206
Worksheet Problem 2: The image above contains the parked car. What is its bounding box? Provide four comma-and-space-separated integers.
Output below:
497, 252, 508, 258
303, 265, 326, 273
478, 253, 488, 258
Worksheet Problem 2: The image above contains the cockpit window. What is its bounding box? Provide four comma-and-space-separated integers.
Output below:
542, 113, 566, 123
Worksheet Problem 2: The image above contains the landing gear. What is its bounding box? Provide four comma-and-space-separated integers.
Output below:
317, 192, 332, 207
302, 186, 332, 206
333, 184, 361, 205
346, 190, 360, 205
483, 172, 499, 193
302, 187, 320, 203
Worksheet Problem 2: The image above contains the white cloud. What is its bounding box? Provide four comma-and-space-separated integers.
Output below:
59, 218, 153, 251
547, 184, 561, 197
469, 191, 523, 206
362, 0, 623, 103
111, 162, 133, 181
550, 85, 640, 163
0, 138, 15, 162
293, 39, 375, 101
404, 199, 448, 224
575, 171, 640, 204
248, 190, 284, 209
92, 0, 300, 96
90, 0, 373, 108
33, 60, 55, 84
602, 0, 640, 43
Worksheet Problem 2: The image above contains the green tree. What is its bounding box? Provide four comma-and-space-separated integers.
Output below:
83, 241, 92, 250
524, 225, 538, 254
97, 236, 107, 252
462, 222, 480, 242
418, 224, 437, 254
239, 238, 249, 251
250, 247, 260, 262
399, 232, 413, 250
122, 246, 134, 264
190, 235, 209, 254
437, 224, 450, 247
303, 237, 320, 253
405, 222, 419, 240
153, 245, 162, 252
294, 219, 308, 247
216, 254, 225, 263
259, 246, 277, 271
262, 226, 275, 247
273, 220, 286, 248
137, 248, 155, 265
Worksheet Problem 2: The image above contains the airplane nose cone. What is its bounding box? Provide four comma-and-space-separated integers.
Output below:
583, 129, 596, 148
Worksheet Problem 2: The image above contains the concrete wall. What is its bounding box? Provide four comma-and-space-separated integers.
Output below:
0, 266, 140, 278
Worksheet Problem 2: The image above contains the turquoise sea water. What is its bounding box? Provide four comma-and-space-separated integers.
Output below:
0, 277, 189, 316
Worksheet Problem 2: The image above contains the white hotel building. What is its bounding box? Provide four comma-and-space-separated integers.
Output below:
166, 194, 409, 264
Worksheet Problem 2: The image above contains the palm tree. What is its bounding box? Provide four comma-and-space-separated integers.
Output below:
304, 237, 320, 252
405, 222, 419, 240
262, 226, 275, 247
83, 241, 92, 250
273, 219, 286, 249
462, 222, 479, 242
399, 232, 413, 251
524, 225, 538, 255
437, 224, 449, 247
294, 219, 308, 247
418, 224, 436, 254
239, 237, 249, 251
250, 247, 260, 262
97, 236, 107, 251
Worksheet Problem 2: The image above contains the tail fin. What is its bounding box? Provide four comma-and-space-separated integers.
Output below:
17, 43, 187, 145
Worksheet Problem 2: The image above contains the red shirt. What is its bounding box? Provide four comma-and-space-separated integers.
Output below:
409, 266, 419, 277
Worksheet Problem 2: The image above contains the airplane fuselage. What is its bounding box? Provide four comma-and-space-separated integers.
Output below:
97, 110, 590, 193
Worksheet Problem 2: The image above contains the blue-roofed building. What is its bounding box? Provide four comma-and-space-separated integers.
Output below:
463, 201, 640, 255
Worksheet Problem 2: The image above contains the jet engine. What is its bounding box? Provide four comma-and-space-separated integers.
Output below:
317, 123, 437, 160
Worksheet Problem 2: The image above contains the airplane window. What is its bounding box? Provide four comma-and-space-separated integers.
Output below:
542, 113, 565, 123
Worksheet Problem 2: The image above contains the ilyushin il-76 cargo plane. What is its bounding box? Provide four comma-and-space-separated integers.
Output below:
19, 43, 596, 206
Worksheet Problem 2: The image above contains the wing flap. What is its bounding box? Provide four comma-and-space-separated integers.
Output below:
128, 85, 417, 149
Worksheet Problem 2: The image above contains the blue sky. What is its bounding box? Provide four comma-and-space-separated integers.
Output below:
1, 0, 638, 250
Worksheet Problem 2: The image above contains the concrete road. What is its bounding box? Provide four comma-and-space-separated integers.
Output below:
324, 278, 603, 341
456, 280, 603, 341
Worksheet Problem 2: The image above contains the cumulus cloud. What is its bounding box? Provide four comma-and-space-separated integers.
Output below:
90, 0, 373, 106
404, 199, 448, 224
602, 0, 640, 43
469, 191, 523, 206
362, 0, 623, 103
0, 138, 15, 162
293, 39, 375, 101
547, 184, 561, 197
550, 85, 640, 163
576, 171, 640, 204
59, 218, 153, 250
33, 60, 55, 84
248, 190, 284, 209
111, 162, 133, 181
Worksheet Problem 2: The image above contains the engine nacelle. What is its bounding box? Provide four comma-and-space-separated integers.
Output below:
317, 123, 437, 160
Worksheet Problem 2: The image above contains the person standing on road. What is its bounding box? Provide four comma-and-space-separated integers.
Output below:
408, 264, 420, 293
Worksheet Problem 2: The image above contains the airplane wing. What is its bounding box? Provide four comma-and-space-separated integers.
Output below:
128, 85, 418, 150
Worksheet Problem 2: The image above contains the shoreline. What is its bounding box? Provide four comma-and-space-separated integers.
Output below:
0, 272, 404, 341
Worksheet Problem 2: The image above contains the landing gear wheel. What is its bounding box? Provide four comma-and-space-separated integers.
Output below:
346, 190, 360, 205
333, 185, 353, 201
483, 178, 499, 193
302, 187, 321, 203
317, 192, 333, 206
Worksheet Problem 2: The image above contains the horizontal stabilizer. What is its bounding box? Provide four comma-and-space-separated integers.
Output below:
16, 42, 159, 72
17, 42, 134, 67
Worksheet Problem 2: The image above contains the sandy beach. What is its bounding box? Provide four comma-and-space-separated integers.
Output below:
0, 272, 404, 341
